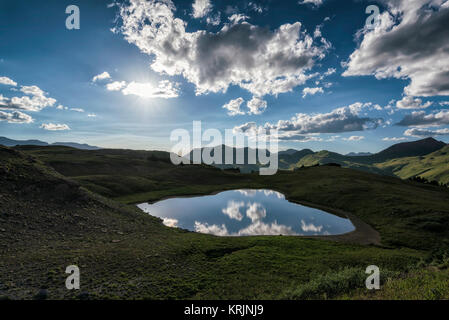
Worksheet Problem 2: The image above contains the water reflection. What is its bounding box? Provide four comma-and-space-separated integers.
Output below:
138, 189, 355, 237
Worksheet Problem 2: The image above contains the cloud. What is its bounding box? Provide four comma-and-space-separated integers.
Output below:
246, 202, 267, 222
0, 76, 17, 86
206, 13, 221, 26
302, 86, 323, 98
298, 0, 324, 7
237, 221, 296, 236
396, 96, 432, 109
162, 218, 178, 228
222, 201, 245, 221
343, 0, 449, 97
301, 220, 323, 233
87, 113, 97, 117
192, 0, 212, 19
106, 81, 127, 91
92, 71, 111, 82
223, 97, 245, 116
404, 127, 449, 137
247, 97, 267, 115
121, 80, 179, 98
117, 0, 330, 96
228, 14, 249, 24
0, 110, 33, 124
40, 123, 70, 131
0, 85, 57, 112
234, 103, 382, 142
194, 221, 228, 236
397, 110, 449, 127
343, 135, 365, 141
264, 102, 381, 134
70, 108, 84, 113
382, 137, 408, 142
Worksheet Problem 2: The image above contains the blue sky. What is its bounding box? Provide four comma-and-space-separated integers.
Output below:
1, 0, 449, 154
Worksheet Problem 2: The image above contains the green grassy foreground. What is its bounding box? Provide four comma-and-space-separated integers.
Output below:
1, 146, 449, 299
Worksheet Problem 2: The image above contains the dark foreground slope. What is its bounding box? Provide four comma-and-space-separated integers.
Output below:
1, 146, 449, 299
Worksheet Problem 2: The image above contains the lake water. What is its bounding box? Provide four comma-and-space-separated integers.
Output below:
137, 189, 355, 237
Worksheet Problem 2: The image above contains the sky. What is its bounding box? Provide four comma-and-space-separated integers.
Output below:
1, 0, 449, 154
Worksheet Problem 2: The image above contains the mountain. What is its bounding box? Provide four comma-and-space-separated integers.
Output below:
0, 137, 100, 150
185, 138, 447, 178
188, 145, 269, 173
278, 149, 314, 169
376, 145, 449, 184
369, 138, 446, 162
52, 142, 100, 150
279, 149, 300, 156
288, 138, 448, 180
0, 137, 48, 147
346, 152, 373, 157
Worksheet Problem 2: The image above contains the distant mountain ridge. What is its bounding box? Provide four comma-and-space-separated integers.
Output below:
346, 152, 373, 157
188, 138, 448, 182
0, 137, 100, 150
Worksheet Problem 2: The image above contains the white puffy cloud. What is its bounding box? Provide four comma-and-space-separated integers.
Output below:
265, 102, 381, 134
246, 202, 266, 222
247, 97, 267, 115
382, 137, 408, 142
0, 76, 17, 86
397, 110, 449, 127
0, 110, 33, 124
343, 135, 365, 141
234, 102, 382, 142
0, 85, 57, 112
222, 201, 244, 221
92, 71, 111, 82
301, 220, 323, 233
87, 113, 97, 117
343, 0, 449, 97
192, 0, 212, 19
106, 81, 127, 91
298, 0, 324, 7
40, 123, 71, 131
162, 218, 178, 228
223, 97, 245, 116
237, 221, 296, 236
121, 80, 179, 98
117, 0, 330, 97
396, 96, 432, 109
302, 86, 323, 98
194, 221, 228, 236
404, 127, 449, 137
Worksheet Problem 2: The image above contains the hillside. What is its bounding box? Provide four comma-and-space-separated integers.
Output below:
186, 138, 448, 182
376, 145, 449, 184
2, 145, 449, 299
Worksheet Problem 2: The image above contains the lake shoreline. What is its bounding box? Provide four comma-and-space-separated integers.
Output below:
136, 188, 381, 246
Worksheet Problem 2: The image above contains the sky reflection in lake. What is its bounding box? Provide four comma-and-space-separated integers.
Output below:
138, 190, 355, 236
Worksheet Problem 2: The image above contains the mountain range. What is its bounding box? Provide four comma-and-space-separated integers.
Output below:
0, 137, 100, 150
189, 138, 448, 183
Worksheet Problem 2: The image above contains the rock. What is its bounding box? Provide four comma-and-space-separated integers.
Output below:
111, 240, 120, 243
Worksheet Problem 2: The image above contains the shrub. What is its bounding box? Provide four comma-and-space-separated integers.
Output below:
282, 267, 399, 300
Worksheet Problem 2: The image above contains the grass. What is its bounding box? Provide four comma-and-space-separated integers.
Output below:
1, 146, 449, 299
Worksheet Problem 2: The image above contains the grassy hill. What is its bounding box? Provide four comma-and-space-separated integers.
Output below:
184, 138, 448, 184
376, 145, 449, 184
2, 145, 449, 299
